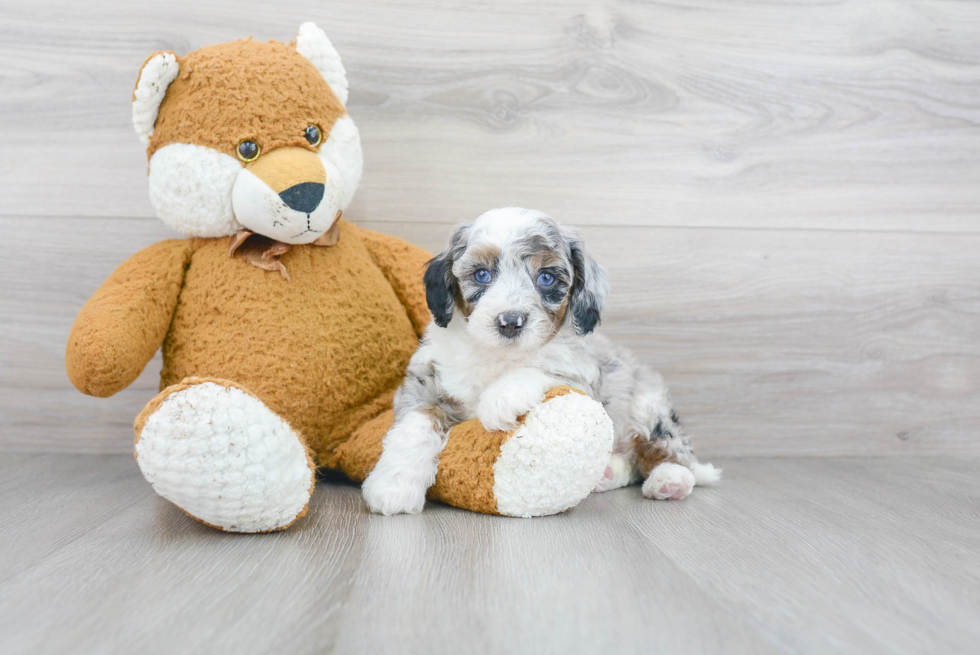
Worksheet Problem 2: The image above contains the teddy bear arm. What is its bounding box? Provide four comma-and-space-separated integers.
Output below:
66, 239, 195, 397
354, 226, 433, 337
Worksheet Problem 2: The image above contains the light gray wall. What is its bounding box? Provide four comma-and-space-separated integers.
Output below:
2, 0, 978, 455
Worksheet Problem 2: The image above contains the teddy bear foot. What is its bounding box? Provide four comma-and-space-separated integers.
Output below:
134, 378, 316, 533
483, 388, 614, 517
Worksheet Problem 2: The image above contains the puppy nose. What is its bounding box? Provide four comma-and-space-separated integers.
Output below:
279, 182, 325, 214
496, 312, 526, 339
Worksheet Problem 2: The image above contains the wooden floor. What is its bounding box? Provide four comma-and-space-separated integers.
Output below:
1, 454, 977, 654
2, 2, 979, 652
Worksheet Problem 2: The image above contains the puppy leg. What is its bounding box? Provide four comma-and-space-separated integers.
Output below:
643, 462, 697, 500
593, 453, 640, 492
362, 410, 445, 515
637, 428, 698, 501
477, 368, 561, 432
634, 418, 722, 500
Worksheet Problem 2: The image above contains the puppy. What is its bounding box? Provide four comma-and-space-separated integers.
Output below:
362, 207, 720, 515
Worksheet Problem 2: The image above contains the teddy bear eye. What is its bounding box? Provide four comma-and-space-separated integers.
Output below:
304, 125, 321, 147
237, 140, 260, 162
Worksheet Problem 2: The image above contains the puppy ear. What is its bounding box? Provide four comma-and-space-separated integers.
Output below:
424, 224, 471, 328
424, 250, 455, 328
566, 231, 609, 335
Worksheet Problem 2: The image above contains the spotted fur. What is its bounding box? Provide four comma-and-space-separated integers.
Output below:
364, 207, 720, 514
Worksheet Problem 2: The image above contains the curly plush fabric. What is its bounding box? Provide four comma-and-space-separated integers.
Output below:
134, 377, 317, 532
295, 22, 349, 105
68, 221, 432, 471
69, 24, 616, 527
357, 228, 433, 337
132, 52, 180, 146
65, 239, 196, 397
146, 39, 346, 160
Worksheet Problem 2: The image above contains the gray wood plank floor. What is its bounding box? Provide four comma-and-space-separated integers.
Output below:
1, 453, 977, 654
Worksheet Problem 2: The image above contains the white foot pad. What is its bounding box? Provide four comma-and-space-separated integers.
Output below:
642, 462, 696, 500
135, 382, 314, 532
493, 392, 614, 517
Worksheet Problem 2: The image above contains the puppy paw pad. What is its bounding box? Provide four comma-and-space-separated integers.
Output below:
642, 462, 695, 500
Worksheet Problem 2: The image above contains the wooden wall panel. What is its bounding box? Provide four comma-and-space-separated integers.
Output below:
3, 217, 978, 456
1, 0, 979, 454
1, 1, 979, 230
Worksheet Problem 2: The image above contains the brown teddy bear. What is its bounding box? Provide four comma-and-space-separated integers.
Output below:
66, 23, 613, 532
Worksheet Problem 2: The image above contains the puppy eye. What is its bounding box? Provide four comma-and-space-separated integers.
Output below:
304, 125, 322, 147
537, 271, 556, 287
474, 269, 492, 284
237, 140, 260, 162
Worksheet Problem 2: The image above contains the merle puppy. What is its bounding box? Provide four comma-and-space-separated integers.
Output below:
362, 207, 720, 515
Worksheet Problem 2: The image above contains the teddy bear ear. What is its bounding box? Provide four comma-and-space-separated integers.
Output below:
295, 22, 349, 106
132, 51, 180, 146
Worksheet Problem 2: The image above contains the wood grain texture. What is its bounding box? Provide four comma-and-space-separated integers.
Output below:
2, 1, 979, 455
0, 454, 978, 654
4, 217, 978, 456
1, 0, 979, 230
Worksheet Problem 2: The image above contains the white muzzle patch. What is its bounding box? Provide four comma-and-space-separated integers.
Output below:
146, 116, 363, 242
231, 164, 344, 245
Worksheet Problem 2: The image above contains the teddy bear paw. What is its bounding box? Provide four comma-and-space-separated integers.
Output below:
135, 380, 315, 532
492, 390, 614, 517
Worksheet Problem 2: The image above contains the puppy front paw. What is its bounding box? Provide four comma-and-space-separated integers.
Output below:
362, 467, 427, 515
476, 385, 545, 432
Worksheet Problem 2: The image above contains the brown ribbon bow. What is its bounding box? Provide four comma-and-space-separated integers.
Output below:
228, 215, 341, 282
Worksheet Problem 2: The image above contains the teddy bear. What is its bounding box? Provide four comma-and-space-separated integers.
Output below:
65, 23, 614, 532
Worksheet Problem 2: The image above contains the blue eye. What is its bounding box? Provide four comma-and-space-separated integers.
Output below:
537, 271, 555, 287
474, 269, 492, 284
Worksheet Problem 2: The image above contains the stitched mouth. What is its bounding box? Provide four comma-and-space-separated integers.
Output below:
292, 214, 317, 239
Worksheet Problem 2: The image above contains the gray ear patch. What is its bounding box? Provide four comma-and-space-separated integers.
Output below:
567, 238, 609, 336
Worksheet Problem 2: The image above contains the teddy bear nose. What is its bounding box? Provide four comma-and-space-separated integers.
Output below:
279, 182, 324, 214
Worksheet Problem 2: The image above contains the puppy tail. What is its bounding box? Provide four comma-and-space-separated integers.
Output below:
689, 461, 722, 487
